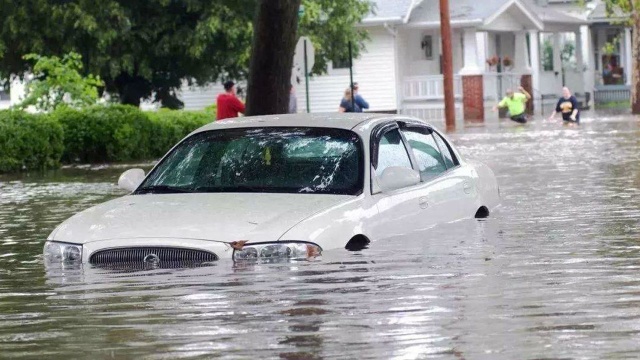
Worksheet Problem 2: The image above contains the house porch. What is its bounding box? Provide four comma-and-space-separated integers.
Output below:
397, 0, 588, 122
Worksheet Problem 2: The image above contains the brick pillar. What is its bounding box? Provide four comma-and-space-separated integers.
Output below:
521, 74, 533, 115
462, 75, 484, 121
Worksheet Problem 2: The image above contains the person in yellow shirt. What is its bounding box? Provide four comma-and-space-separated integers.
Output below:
492, 86, 532, 124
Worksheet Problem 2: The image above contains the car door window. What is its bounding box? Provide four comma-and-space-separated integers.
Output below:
433, 132, 459, 169
401, 128, 447, 181
375, 129, 412, 177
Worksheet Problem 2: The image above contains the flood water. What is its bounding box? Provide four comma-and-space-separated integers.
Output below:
1, 112, 640, 359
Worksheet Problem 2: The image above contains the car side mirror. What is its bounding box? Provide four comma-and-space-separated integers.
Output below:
118, 168, 146, 192
377, 166, 421, 192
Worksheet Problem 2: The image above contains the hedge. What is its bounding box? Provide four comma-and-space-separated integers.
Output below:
0, 110, 64, 172
53, 105, 153, 163
0, 105, 215, 173
147, 109, 215, 158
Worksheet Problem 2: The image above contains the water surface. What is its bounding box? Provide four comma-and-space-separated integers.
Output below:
1, 112, 640, 359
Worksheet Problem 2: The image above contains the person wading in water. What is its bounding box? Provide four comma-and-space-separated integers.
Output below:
493, 86, 532, 124
548, 87, 580, 124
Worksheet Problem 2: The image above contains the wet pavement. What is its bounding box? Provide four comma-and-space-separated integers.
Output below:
1, 111, 640, 359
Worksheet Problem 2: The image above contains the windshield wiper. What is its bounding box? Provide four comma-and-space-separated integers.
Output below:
134, 185, 193, 194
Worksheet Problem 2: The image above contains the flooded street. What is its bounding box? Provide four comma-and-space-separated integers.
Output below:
2, 112, 640, 359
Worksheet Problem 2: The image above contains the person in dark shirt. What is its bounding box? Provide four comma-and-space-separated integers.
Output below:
353, 82, 369, 112
216, 81, 245, 120
338, 88, 361, 113
548, 87, 580, 124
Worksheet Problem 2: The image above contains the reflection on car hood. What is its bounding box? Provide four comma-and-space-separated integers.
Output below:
51, 193, 351, 244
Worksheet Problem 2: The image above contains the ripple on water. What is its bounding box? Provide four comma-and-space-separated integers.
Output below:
1, 114, 640, 358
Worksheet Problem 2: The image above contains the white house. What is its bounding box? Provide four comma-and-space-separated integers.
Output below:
1, 0, 631, 121
296, 0, 597, 123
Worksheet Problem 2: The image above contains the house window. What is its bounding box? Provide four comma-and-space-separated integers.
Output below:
422, 35, 434, 60
541, 33, 554, 71
0, 82, 9, 101
332, 54, 351, 69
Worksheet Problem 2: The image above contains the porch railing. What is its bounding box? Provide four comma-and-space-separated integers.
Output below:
594, 85, 630, 104
402, 75, 462, 101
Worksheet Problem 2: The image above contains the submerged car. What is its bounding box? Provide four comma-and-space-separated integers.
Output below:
44, 113, 500, 267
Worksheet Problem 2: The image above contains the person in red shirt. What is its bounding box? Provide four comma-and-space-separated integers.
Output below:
216, 81, 245, 120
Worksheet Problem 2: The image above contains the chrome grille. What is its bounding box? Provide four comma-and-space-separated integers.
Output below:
89, 247, 218, 265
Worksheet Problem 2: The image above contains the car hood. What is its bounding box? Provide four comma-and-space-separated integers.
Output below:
51, 193, 352, 244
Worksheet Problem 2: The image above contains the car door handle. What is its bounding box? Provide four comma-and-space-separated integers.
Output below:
463, 182, 472, 194
419, 197, 429, 209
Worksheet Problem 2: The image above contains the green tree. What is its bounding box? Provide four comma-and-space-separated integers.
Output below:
17, 52, 103, 112
0, 0, 372, 109
298, 0, 372, 75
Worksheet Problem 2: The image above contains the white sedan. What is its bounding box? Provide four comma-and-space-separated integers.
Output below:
44, 113, 500, 266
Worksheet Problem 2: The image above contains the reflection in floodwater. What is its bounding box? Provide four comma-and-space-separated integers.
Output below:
1, 112, 640, 358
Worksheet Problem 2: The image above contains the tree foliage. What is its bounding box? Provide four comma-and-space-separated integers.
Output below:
603, 0, 638, 22
17, 52, 103, 112
0, 0, 372, 108
298, 0, 373, 74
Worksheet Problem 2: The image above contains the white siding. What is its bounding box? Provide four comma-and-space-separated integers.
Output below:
298, 27, 398, 113
178, 83, 226, 110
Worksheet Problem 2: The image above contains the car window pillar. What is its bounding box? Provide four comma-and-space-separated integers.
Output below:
399, 122, 449, 177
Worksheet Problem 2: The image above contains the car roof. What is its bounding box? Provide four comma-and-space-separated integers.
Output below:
192, 113, 432, 134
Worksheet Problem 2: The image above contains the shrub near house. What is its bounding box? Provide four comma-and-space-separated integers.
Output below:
0, 106, 215, 173
0, 111, 64, 172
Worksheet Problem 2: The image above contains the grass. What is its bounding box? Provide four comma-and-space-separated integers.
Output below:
596, 101, 629, 109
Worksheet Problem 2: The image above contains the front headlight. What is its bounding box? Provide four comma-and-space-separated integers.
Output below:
232, 242, 321, 261
43, 241, 83, 263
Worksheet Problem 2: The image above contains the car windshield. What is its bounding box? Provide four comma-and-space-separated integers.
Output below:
136, 127, 364, 195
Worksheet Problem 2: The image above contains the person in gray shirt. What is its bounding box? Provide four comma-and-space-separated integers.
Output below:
288, 84, 297, 114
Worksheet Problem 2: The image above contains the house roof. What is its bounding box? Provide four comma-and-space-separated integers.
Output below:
407, 0, 546, 29
588, 2, 629, 23
524, 1, 587, 24
362, 0, 417, 24
367, 0, 586, 29
408, 0, 504, 24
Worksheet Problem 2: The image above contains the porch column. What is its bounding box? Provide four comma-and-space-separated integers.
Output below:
513, 31, 532, 74
597, 28, 606, 80
574, 29, 585, 99
553, 33, 563, 82
459, 28, 484, 121
625, 27, 632, 86
529, 30, 541, 114
514, 31, 533, 114
459, 28, 482, 75
585, 26, 596, 101
575, 30, 584, 72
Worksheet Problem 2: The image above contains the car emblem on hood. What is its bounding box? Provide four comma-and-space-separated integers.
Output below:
144, 253, 160, 265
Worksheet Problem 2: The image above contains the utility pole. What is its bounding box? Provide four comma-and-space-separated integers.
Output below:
439, 0, 455, 130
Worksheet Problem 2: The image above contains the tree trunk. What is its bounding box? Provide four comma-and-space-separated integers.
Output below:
632, 15, 640, 114
245, 0, 301, 116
